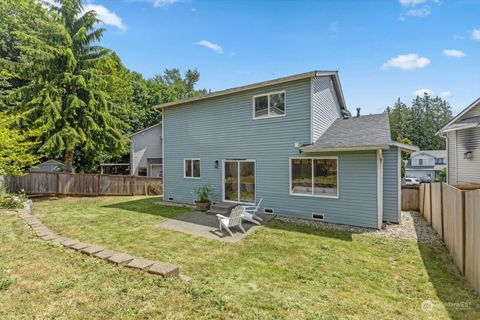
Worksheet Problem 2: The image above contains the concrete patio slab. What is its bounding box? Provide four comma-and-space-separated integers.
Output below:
126, 258, 155, 270
147, 262, 179, 277
156, 211, 273, 243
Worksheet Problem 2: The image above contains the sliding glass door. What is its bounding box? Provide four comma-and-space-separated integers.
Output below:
224, 160, 255, 204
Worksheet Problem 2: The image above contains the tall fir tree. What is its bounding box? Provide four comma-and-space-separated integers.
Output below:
3, 0, 128, 172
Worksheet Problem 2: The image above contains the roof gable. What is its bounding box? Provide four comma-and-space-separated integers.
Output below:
130, 122, 162, 137
438, 97, 480, 134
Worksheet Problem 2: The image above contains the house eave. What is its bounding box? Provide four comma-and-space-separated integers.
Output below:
301, 142, 418, 153
153, 70, 348, 112
437, 97, 480, 135
301, 145, 389, 153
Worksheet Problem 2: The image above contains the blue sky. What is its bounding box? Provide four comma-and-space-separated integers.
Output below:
83, 0, 479, 114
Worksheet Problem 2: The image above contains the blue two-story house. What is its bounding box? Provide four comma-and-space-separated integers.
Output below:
155, 71, 417, 229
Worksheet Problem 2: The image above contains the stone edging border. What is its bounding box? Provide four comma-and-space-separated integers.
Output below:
14, 201, 190, 281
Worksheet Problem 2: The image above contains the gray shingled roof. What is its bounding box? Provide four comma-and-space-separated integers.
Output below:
303, 113, 396, 151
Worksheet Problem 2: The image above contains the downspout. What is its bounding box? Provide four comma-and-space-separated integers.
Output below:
438, 133, 449, 183
377, 149, 383, 229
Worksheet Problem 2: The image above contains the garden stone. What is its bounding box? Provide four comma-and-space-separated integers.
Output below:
93, 249, 116, 259
179, 274, 192, 282
60, 239, 80, 247
40, 234, 60, 241
126, 258, 155, 270
51, 236, 70, 244
70, 242, 91, 250
147, 262, 179, 278
107, 253, 134, 265
35, 230, 54, 237
80, 245, 105, 255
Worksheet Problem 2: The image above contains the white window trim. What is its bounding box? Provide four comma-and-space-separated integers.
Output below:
289, 156, 339, 199
221, 159, 257, 205
183, 158, 201, 179
252, 90, 287, 119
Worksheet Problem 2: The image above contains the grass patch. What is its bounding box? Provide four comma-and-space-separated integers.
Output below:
0, 270, 14, 291
0, 196, 478, 319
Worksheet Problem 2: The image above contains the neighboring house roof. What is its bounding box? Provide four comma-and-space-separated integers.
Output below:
437, 97, 480, 134
406, 164, 446, 170
40, 159, 65, 166
130, 122, 162, 137
301, 113, 418, 152
153, 71, 348, 114
410, 150, 447, 159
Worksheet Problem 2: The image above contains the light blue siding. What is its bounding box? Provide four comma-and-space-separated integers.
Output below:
311, 76, 342, 142
383, 147, 400, 222
131, 124, 162, 176
163, 78, 382, 228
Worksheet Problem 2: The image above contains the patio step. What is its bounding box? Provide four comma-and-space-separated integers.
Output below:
207, 202, 238, 215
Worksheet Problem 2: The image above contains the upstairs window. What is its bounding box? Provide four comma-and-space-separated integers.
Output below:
253, 91, 286, 119
184, 159, 200, 178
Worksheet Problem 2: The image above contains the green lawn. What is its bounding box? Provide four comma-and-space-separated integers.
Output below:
1, 196, 479, 319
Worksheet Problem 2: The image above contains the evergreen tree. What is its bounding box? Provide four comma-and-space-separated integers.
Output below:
3, 0, 128, 172
387, 98, 412, 141
386, 94, 452, 150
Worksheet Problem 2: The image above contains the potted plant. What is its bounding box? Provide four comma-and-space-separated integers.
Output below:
195, 184, 215, 212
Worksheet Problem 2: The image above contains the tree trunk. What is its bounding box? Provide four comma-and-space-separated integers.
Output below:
65, 150, 74, 173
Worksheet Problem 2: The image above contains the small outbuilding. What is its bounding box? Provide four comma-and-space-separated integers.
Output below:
30, 159, 67, 173
130, 123, 163, 177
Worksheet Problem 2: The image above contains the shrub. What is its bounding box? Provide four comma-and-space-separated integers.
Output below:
195, 184, 215, 203
0, 191, 27, 209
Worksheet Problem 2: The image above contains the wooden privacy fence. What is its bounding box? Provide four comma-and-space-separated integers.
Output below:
401, 185, 419, 211
5, 172, 163, 196
419, 182, 480, 294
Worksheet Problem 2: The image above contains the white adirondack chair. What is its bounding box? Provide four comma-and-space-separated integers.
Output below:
217, 206, 246, 237
241, 198, 264, 224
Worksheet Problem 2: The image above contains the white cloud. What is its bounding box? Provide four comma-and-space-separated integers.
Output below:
195, 40, 223, 54
443, 49, 465, 58
440, 90, 451, 98
84, 4, 126, 30
413, 88, 432, 96
400, 0, 427, 6
152, 0, 183, 7
382, 54, 431, 70
472, 28, 480, 40
406, 7, 431, 17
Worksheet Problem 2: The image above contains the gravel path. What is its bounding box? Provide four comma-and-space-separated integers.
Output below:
274, 211, 444, 246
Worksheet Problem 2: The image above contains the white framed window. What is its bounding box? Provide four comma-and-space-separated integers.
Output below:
184, 158, 200, 179
252, 90, 286, 119
289, 157, 338, 198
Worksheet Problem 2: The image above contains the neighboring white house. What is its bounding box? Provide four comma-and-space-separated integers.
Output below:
30, 159, 67, 173
405, 150, 447, 180
130, 123, 163, 177
438, 97, 480, 184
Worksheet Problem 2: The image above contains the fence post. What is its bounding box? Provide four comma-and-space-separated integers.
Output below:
97, 174, 100, 196
131, 176, 135, 196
